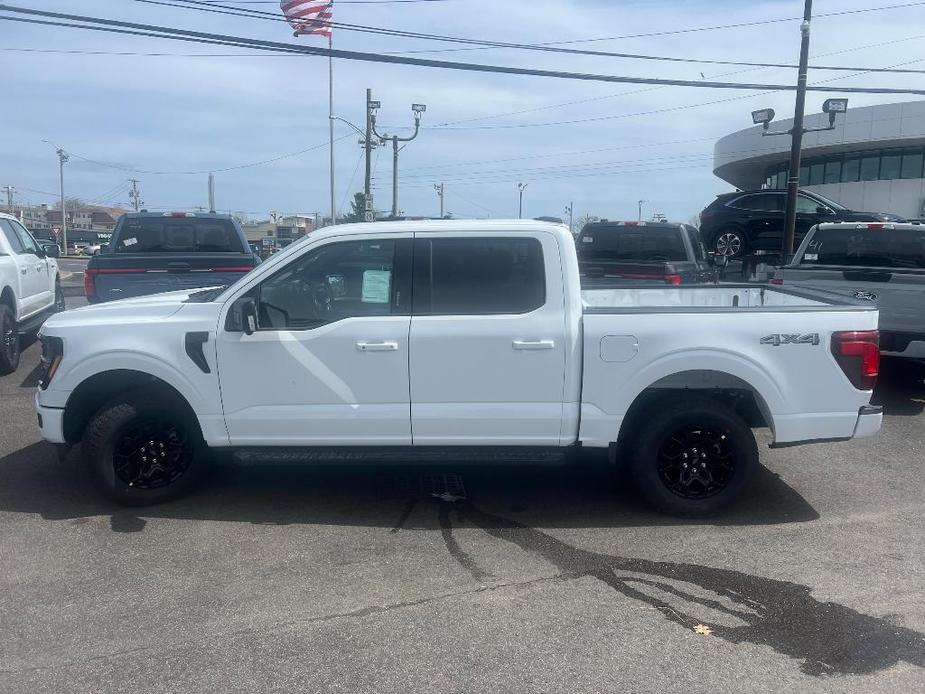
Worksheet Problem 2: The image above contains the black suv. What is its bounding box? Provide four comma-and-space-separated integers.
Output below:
699, 189, 903, 258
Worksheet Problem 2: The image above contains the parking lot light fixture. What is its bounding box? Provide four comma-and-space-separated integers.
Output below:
751, 108, 776, 131
822, 98, 848, 126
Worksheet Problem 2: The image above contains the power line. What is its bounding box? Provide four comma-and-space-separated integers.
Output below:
129, 0, 925, 74
2, 6, 923, 96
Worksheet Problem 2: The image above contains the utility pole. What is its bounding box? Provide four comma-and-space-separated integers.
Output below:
781, 0, 814, 260
637, 199, 646, 222
564, 201, 573, 234
129, 178, 142, 212
2, 185, 13, 213
364, 89, 380, 222
56, 149, 69, 255
434, 183, 445, 218
518, 182, 528, 219
372, 102, 427, 219
208, 173, 215, 213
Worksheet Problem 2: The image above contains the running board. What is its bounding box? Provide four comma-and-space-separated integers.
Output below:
229, 446, 569, 466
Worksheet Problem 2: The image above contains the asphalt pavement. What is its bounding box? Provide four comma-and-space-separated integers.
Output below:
1, 301, 923, 693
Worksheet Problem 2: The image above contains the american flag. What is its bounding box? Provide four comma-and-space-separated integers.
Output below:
280, 1, 333, 38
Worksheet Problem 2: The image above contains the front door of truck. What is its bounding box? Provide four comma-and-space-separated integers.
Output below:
217, 235, 413, 446
408, 233, 567, 445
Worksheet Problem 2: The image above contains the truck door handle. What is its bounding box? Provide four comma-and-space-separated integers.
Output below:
356, 341, 398, 352
513, 339, 555, 350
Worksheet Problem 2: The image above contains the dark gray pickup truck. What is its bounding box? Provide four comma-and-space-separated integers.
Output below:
576, 221, 717, 286
773, 221, 925, 366
85, 212, 259, 303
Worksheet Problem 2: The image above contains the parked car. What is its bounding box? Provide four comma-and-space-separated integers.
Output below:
84, 211, 260, 303
36, 220, 882, 516
79, 243, 102, 256
700, 189, 904, 258
773, 221, 925, 369
0, 212, 64, 374
576, 221, 717, 285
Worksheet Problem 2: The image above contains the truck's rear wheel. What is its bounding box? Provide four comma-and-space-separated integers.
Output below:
82, 393, 206, 505
53, 279, 66, 313
0, 304, 20, 376
629, 397, 757, 516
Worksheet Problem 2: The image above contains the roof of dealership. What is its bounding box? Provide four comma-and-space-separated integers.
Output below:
714, 100, 925, 190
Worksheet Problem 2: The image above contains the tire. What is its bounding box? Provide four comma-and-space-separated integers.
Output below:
82, 392, 208, 505
53, 279, 66, 313
629, 396, 757, 517
713, 228, 747, 259
0, 304, 20, 376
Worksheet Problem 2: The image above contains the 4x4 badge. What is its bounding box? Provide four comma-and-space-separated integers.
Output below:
760, 333, 820, 346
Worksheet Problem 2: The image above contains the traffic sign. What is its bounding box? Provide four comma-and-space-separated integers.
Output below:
364, 211, 375, 222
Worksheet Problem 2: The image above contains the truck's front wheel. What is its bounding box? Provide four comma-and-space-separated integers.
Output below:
82, 393, 207, 505
630, 397, 757, 516
0, 304, 20, 376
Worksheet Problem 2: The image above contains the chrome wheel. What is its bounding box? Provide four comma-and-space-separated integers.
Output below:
715, 231, 743, 258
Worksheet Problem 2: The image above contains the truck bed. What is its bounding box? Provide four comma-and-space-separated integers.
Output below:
581, 284, 863, 311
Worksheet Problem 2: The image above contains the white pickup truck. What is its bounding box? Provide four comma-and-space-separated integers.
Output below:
0, 212, 64, 375
35, 220, 883, 515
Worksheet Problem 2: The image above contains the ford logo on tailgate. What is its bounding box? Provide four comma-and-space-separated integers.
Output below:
853, 290, 878, 301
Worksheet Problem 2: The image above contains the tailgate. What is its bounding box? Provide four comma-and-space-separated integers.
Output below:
87, 253, 254, 302
780, 265, 925, 334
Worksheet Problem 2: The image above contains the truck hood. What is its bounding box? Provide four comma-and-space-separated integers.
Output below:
42, 287, 219, 331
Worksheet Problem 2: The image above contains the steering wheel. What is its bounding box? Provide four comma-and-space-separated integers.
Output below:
309, 280, 335, 317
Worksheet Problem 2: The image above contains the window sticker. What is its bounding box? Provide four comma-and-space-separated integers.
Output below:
123, 237, 137, 247
582, 236, 594, 243
361, 270, 391, 304
804, 253, 818, 261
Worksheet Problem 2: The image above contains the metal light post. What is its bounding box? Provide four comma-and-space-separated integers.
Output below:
372, 102, 426, 219
434, 182, 445, 218
518, 182, 529, 218
564, 201, 573, 233
637, 199, 646, 222
751, 94, 849, 259
56, 148, 69, 256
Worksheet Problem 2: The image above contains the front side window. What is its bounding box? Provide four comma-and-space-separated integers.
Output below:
416, 237, 545, 315
0, 220, 25, 253
256, 239, 401, 330
11, 221, 39, 254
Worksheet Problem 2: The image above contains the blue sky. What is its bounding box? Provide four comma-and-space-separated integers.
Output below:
2, 0, 924, 223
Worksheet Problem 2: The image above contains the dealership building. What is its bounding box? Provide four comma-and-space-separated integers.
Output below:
714, 100, 925, 219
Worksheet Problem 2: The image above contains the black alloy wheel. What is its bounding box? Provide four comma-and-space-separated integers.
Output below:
54, 281, 66, 312
655, 425, 736, 500
0, 305, 20, 375
112, 416, 194, 490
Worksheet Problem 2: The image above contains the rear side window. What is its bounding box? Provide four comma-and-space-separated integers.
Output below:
729, 194, 783, 211
801, 228, 925, 268
114, 218, 245, 253
415, 237, 545, 315
577, 227, 687, 262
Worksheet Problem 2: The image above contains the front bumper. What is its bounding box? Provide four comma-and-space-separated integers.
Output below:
34, 392, 66, 444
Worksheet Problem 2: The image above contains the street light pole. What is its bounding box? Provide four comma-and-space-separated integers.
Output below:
518, 182, 528, 218
372, 103, 426, 219
564, 201, 573, 233
434, 183, 445, 218
56, 148, 69, 255
637, 199, 646, 222
781, 0, 814, 260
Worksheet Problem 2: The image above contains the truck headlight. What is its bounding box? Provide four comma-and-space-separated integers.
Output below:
39, 336, 64, 390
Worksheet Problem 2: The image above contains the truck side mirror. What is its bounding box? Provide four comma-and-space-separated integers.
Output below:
42, 244, 60, 258
225, 297, 258, 335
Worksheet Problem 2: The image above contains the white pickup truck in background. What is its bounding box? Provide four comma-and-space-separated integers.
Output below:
35, 220, 882, 515
0, 212, 64, 375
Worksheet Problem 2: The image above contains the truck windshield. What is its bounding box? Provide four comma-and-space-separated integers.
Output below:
801, 227, 925, 268
114, 218, 245, 253
577, 227, 687, 262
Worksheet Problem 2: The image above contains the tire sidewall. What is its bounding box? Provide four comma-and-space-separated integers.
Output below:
0, 304, 20, 375
86, 398, 205, 505
630, 401, 756, 516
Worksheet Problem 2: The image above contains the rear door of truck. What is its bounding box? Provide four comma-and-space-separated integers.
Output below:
86, 213, 256, 303
778, 223, 925, 354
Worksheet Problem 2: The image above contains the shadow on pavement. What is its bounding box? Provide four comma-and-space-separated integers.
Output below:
872, 358, 925, 417
0, 442, 817, 530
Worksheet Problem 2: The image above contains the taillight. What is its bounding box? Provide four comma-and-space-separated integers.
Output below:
84, 268, 97, 298
831, 330, 879, 390
769, 278, 784, 285
665, 274, 682, 286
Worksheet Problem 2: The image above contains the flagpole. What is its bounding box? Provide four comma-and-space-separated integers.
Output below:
328, 24, 335, 226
